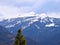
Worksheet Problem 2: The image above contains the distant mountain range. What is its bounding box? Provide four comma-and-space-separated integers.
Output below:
0, 15, 60, 45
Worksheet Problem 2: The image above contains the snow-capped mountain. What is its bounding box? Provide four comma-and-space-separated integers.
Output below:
0, 15, 60, 35
0, 15, 60, 29
0, 15, 60, 45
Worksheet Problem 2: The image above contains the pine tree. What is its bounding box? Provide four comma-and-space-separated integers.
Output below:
14, 29, 26, 45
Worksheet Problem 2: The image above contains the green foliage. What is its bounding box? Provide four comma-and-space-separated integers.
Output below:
14, 29, 26, 45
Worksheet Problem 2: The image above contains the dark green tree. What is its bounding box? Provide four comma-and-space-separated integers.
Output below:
14, 29, 26, 45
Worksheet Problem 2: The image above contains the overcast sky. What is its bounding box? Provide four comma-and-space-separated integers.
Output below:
0, 0, 60, 19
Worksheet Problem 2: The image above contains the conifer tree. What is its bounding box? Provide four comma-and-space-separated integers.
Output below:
14, 29, 26, 45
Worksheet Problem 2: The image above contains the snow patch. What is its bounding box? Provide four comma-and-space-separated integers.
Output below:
45, 23, 55, 27
5, 24, 16, 28
35, 24, 40, 29
39, 13, 47, 19
16, 21, 21, 24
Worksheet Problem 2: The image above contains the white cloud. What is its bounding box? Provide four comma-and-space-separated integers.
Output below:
52, 0, 60, 2
0, 0, 60, 12
0, 5, 60, 20
14, 0, 35, 3
0, 5, 36, 19
0, 5, 20, 19
19, 11, 35, 17
47, 13, 60, 18
32, 0, 48, 10
0, 0, 60, 20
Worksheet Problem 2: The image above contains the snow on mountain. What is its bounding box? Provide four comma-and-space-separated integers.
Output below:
45, 23, 55, 27
5, 20, 21, 28
0, 13, 60, 31
0, 13, 60, 44
34, 24, 40, 29
5, 24, 16, 28
0, 13, 60, 29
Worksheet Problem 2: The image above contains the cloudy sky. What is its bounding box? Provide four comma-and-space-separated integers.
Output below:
0, 0, 60, 19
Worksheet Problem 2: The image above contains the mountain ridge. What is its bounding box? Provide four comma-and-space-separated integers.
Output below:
0, 16, 60, 45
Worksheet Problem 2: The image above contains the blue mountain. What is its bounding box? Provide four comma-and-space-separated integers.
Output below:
0, 16, 60, 45
0, 25, 14, 45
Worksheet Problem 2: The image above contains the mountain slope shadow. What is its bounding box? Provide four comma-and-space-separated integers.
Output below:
0, 25, 14, 45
